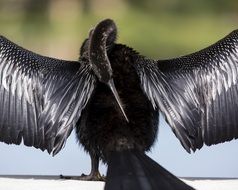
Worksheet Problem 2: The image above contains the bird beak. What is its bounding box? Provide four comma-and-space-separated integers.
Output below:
107, 79, 129, 122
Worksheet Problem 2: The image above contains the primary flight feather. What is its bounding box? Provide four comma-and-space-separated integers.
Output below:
0, 36, 96, 155
132, 30, 238, 153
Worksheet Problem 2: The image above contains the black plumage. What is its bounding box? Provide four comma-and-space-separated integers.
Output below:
0, 36, 95, 155
77, 43, 159, 180
134, 30, 238, 152
0, 18, 238, 189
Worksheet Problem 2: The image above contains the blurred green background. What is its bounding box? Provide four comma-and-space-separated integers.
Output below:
0, 0, 237, 60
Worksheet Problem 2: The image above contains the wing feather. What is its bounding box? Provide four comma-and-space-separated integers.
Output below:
0, 36, 96, 154
133, 30, 238, 152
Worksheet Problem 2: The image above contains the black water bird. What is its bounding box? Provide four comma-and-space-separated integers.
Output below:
1, 19, 238, 189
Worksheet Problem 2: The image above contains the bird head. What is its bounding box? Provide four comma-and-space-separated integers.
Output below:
88, 19, 129, 122
88, 19, 116, 83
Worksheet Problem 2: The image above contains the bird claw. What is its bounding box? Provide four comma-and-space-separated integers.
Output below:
79, 172, 105, 181
60, 172, 105, 181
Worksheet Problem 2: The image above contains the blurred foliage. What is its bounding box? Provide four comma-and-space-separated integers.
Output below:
127, 0, 238, 14
21, 0, 50, 37
0, 0, 237, 60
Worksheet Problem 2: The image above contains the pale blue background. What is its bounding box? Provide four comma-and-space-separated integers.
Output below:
0, 115, 237, 178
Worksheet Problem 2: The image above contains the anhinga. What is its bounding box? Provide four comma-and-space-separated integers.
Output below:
0, 19, 238, 190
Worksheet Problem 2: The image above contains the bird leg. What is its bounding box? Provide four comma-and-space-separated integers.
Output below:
78, 153, 105, 181
60, 153, 105, 181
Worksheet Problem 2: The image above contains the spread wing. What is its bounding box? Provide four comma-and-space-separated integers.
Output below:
0, 36, 96, 155
133, 30, 238, 152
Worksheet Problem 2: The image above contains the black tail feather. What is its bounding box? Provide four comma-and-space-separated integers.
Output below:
105, 150, 195, 190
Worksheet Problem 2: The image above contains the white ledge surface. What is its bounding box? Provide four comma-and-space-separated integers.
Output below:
0, 176, 238, 190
